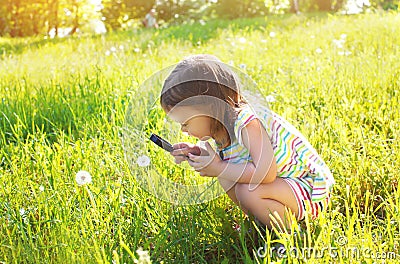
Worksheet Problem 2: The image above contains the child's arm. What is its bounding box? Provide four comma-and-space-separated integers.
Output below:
188, 119, 277, 184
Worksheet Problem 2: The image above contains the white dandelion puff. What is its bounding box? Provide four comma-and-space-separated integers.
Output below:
265, 95, 276, 103
39, 185, 45, 192
105, 50, 111, 56
338, 51, 352, 56
134, 48, 140, 53
75, 170, 92, 185
238, 37, 247, 43
134, 248, 151, 264
346, 185, 350, 197
137, 155, 151, 167
315, 48, 323, 54
19, 208, 26, 216
269, 32, 276, 38
333, 39, 344, 49
110, 46, 117, 52
64, 8, 72, 16
19, 208, 28, 223
340, 34, 347, 40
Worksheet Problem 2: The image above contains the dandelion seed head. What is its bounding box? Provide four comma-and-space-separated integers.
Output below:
269, 32, 276, 38
64, 8, 72, 16
136, 155, 150, 167
75, 170, 92, 185
338, 51, 352, 56
315, 48, 323, 54
39, 185, 45, 192
265, 95, 276, 103
136, 247, 149, 257
105, 50, 111, 56
238, 37, 247, 43
333, 39, 344, 49
19, 208, 25, 216
135, 247, 151, 263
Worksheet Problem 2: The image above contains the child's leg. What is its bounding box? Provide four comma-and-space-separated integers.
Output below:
218, 178, 239, 205
234, 178, 299, 230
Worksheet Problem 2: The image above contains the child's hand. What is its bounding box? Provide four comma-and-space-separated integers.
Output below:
171, 142, 202, 164
187, 142, 223, 177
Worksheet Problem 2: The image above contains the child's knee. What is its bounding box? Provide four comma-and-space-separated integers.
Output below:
235, 183, 251, 205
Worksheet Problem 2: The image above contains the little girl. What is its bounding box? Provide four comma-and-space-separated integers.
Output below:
160, 54, 335, 229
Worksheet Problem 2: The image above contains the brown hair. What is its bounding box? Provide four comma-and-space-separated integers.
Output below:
160, 54, 247, 146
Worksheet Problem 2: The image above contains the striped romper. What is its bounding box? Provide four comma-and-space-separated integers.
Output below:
216, 105, 335, 220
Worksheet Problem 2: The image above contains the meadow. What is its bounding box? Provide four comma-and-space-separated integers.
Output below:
0, 12, 399, 263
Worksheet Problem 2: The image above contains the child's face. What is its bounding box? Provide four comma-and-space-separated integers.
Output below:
167, 106, 213, 141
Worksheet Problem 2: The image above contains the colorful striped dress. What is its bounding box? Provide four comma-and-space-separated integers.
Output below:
216, 105, 335, 220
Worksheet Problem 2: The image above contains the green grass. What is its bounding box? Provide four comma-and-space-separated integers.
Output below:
1, 12, 399, 263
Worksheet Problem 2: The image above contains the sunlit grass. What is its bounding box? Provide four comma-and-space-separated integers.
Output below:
0, 12, 399, 263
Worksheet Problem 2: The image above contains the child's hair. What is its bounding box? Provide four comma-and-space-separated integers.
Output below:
160, 54, 247, 146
